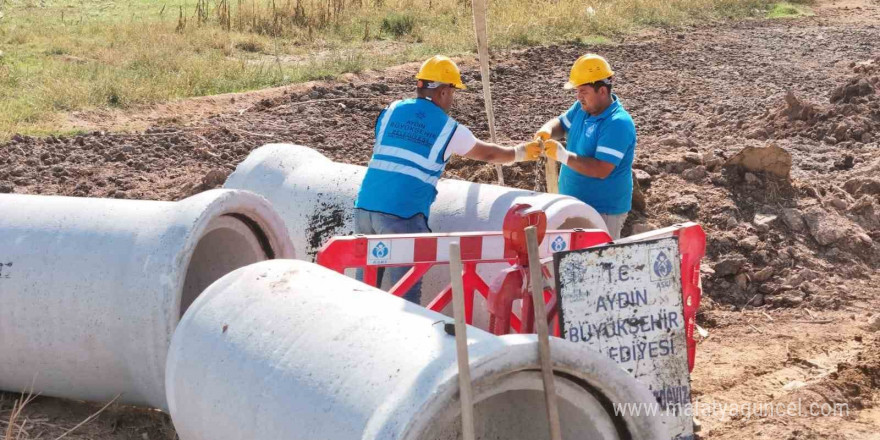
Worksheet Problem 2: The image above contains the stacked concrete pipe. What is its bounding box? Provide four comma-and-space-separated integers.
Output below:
223, 144, 607, 319
166, 259, 669, 440
223, 143, 607, 260
0, 189, 294, 409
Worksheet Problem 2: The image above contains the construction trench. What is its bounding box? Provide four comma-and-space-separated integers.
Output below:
2, 2, 880, 438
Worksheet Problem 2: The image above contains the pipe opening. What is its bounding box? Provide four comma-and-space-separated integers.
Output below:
180, 215, 270, 317
421, 371, 626, 440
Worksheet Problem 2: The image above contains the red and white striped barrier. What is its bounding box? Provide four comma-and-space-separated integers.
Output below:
316, 228, 612, 331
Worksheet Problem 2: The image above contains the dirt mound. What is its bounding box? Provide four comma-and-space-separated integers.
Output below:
755, 60, 880, 146
659, 58, 880, 309
723, 143, 792, 178
636, 143, 878, 309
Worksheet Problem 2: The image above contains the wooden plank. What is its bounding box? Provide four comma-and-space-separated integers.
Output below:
471, 0, 505, 185
525, 226, 563, 440
543, 142, 559, 194
449, 242, 476, 440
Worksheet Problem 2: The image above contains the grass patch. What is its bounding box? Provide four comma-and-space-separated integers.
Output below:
380, 13, 417, 39
766, 2, 813, 18
0, 0, 779, 139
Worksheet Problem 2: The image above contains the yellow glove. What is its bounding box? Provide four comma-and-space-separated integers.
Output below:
534, 128, 552, 141
514, 140, 542, 162
543, 139, 571, 165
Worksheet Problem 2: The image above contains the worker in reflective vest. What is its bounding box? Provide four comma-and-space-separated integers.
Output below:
355, 55, 541, 304
534, 54, 638, 240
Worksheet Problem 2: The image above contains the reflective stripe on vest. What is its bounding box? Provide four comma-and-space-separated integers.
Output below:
367, 159, 440, 185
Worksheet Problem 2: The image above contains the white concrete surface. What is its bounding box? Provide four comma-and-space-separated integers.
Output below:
223, 144, 606, 261
0, 190, 294, 409
166, 259, 668, 440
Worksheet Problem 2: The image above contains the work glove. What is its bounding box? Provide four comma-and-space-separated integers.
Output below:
514, 140, 543, 162
543, 139, 571, 165
534, 128, 552, 141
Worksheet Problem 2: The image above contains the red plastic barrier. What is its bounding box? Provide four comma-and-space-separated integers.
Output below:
316, 212, 705, 371
316, 226, 612, 332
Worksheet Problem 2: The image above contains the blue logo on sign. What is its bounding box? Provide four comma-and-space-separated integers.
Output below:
551, 236, 567, 252
372, 242, 389, 259
653, 251, 673, 279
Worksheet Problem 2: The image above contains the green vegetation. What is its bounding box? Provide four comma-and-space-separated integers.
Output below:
766, 2, 814, 18
0, 0, 790, 138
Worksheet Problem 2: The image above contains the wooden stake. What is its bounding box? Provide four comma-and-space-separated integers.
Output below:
543, 140, 559, 193
471, 0, 504, 186
524, 226, 563, 440
449, 242, 476, 440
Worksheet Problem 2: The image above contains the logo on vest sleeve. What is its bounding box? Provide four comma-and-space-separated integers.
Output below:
551, 236, 568, 252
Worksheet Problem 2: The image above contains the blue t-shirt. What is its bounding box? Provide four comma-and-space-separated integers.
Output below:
558, 95, 637, 215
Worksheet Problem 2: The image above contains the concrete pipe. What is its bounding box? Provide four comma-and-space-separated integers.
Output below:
223, 143, 606, 260
166, 259, 669, 440
0, 190, 294, 409
224, 144, 606, 323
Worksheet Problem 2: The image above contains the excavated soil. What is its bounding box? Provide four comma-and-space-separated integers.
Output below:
1, 0, 879, 438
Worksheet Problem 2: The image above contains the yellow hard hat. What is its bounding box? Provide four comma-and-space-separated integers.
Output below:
564, 54, 614, 89
415, 55, 467, 90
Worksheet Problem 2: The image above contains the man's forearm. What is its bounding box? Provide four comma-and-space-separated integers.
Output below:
464, 140, 516, 163
480, 143, 516, 163
561, 154, 615, 179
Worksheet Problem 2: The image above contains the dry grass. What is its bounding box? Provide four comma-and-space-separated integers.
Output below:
1, 391, 37, 440
0, 0, 787, 139
0, 391, 152, 440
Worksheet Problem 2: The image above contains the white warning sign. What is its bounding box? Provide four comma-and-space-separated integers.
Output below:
555, 237, 693, 440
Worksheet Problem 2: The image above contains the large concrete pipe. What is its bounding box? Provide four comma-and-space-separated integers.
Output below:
0, 190, 294, 409
166, 259, 668, 440
224, 144, 606, 322
223, 144, 606, 260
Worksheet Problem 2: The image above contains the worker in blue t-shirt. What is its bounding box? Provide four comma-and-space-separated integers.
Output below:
355, 55, 542, 304
533, 54, 637, 240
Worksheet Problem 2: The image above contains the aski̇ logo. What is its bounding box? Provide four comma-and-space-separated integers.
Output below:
584, 124, 597, 138
372, 242, 389, 259
551, 236, 567, 252
653, 251, 673, 279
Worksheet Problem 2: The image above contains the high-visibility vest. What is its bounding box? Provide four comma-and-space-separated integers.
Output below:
355, 98, 458, 219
